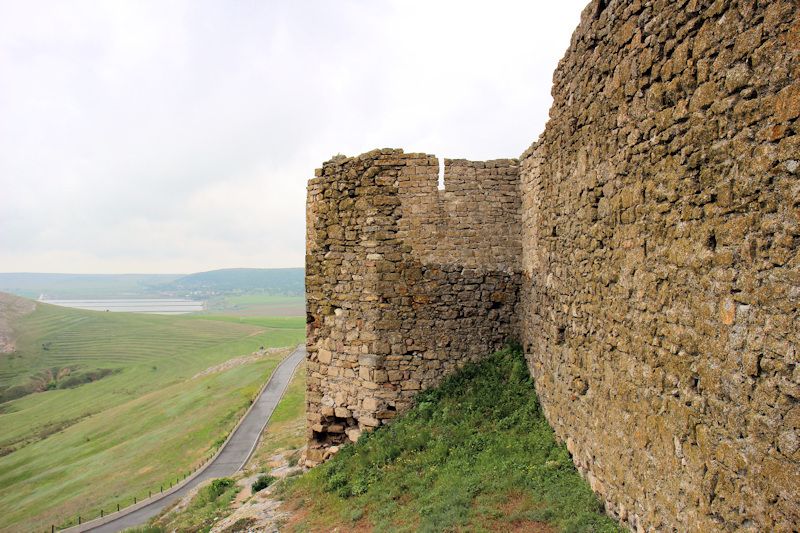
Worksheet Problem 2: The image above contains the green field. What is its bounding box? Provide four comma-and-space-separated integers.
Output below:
204, 294, 305, 317
0, 295, 304, 532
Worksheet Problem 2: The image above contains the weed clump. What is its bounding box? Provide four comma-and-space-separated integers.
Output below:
251, 474, 276, 493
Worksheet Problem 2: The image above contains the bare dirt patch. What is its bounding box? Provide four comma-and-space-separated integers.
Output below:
475, 492, 555, 533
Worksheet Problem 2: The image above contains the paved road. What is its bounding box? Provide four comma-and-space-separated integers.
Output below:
82, 346, 306, 533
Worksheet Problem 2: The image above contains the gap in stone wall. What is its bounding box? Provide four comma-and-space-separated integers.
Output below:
437, 156, 445, 190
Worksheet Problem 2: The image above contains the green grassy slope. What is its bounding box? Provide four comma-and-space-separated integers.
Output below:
189, 315, 305, 329
0, 298, 304, 532
283, 347, 623, 533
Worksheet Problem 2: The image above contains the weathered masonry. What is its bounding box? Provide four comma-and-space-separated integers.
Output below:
305, 152, 521, 456
305, 0, 799, 531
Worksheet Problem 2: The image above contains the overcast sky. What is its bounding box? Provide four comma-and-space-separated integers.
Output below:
0, 0, 586, 274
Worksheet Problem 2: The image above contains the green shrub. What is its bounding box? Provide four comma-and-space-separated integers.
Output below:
208, 478, 235, 499
251, 474, 276, 493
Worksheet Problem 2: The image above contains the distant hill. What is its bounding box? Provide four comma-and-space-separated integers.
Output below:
0, 269, 305, 300
159, 268, 304, 297
0, 273, 181, 300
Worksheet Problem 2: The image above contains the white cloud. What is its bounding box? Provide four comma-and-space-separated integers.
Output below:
0, 0, 585, 273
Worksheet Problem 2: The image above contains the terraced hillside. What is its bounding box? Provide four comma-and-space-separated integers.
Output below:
0, 293, 305, 532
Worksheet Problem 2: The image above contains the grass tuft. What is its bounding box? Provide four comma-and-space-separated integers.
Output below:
252, 474, 277, 493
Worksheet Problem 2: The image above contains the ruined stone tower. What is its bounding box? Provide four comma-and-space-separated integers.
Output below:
305, 0, 799, 531
305, 152, 521, 457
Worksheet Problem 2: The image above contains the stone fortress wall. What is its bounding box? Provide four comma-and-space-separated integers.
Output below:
305, 0, 799, 530
519, 1, 798, 531
305, 151, 521, 462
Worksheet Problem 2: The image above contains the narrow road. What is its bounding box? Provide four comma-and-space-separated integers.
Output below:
79, 345, 306, 533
